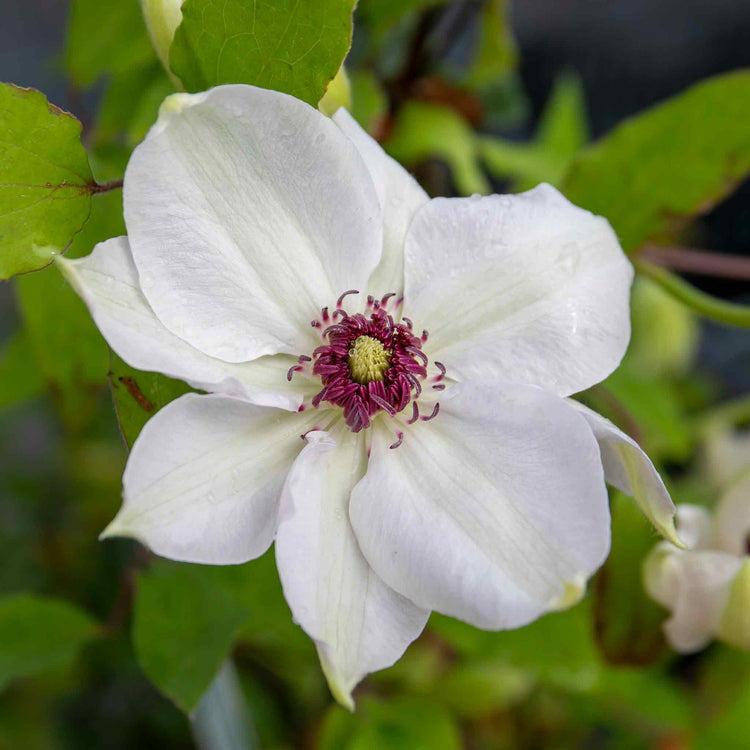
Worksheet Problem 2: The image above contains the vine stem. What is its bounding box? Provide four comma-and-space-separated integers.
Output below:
640, 244, 750, 280
88, 178, 124, 194
633, 259, 750, 328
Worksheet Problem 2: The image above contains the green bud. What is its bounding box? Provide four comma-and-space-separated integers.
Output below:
719, 559, 750, 651
318, 66, 351, 116
629, 276, 699, 377
141, 0, 185, 85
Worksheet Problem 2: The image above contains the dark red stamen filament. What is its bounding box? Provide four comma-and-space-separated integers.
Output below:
311, 307, 428, 432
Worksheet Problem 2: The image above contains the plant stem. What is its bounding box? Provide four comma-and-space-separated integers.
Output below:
89, 178, 124, 194
191, 661, 258, 750
640, 245, 750, 281
634, 259, 750, 328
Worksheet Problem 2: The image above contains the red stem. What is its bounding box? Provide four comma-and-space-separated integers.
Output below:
640, 245, 750, 281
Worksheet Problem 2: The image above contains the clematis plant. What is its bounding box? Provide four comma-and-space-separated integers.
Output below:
60, 84, 681, 707
644, 472, 750, 653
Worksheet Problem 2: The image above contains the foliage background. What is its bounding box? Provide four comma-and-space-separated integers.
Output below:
1, 0, 749, 748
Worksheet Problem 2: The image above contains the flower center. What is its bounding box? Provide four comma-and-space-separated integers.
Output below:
348, 335, 390, 384
287, 291, 446, 435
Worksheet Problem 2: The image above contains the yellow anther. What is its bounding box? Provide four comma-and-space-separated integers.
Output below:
347, 336, 390, 384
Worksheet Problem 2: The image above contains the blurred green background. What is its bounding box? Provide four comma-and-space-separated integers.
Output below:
1, 1, 749, 748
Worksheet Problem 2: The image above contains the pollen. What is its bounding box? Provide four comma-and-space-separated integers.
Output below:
347, 335, 391, 384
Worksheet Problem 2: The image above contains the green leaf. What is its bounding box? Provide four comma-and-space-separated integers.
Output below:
479, 137, 555, 185
467, 0, 517, 90
462, 0, 526, 129
0, 332, 46, 410
350, 70, 388, 136
480, 72, 588, 190
14, 190, 126, 429
171, 0, 357, 105
692, 646, 750, 733
430, 600, 601, 692
597, 366, 692, 463
65, 0, 155, 88
133, 560, 256, 712
94, 63, 175, 149
109, 354, 193, 448
596, 667, 692, 732
319, 697, 462, 750
695, 676, 750, 750
431, 662, 532, 718
592, 492, 669, 667
537, 71, 589, 158
562, 70, 750, 253
385, 101, 490, 195
0, 594, 99, 690
0, 85, 94, 280
15, 264, 109, 430
358, 0, 451, 32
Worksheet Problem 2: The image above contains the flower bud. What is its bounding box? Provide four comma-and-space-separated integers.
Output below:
318, 66, 351, 116
141, 0, 185, 83
719, 560, 750, 650
629, 277, 699, 377
643, 475, 750, 653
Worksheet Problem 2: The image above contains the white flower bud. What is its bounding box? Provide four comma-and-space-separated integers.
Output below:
644, 473, 750, 653
718, 560, 750, 651
141, 0, 185, 83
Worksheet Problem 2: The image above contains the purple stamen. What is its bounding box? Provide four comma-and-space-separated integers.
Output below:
407, 401, 420, 424
337, 289, 359, 307
421, 403, 440, 421
308, 296, 431, 432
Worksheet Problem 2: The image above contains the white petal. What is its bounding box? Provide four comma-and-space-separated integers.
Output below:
404, 184, 633, 396
58, 238, 309, 411
569, 401, 681, 546
643, 543, 683, 610
124, 85, 383, 362
333, 108, 429, 296
103, 393, 319, 564
275, 430, 429, 708
350, 381, 610, 630
645, 548, 743, 653
715, 470, 750, 557
674, 505, 714, 551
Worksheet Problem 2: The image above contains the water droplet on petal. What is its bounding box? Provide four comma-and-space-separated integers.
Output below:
557, 244, 580, 275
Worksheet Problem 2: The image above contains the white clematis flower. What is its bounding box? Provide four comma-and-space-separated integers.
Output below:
59, 84, 679, 707
644, 472, 750, 653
